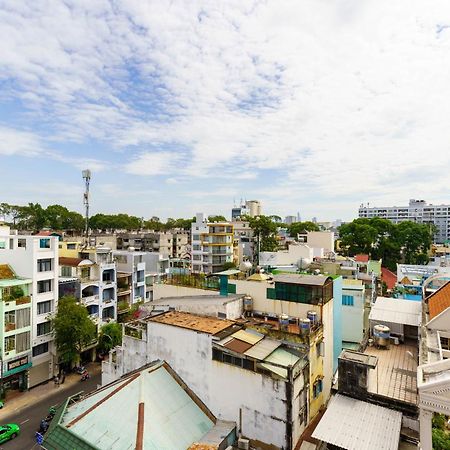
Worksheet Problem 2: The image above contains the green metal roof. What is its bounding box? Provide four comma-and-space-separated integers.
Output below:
44, 362, 215, 450
0, 278, 31, 288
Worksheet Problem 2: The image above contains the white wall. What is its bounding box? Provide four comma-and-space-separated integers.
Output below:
260, 244, 313, 267
153, 283, 220, 300
341, 287, 365, 343
306, 232, 334, 253
322, 299, 334, 401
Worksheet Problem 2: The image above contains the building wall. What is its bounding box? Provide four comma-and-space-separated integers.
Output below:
0, 235, 59, 386
332, 277, 343, 373
341, 285, 364, 343
153, 283, 220, 300
305, 232, 334, 253
260, 245, 313, 267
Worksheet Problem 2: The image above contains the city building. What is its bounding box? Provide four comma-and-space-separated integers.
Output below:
43, 360, 236, 450
231, 200, 262, 220
232, 220, 254, 265
103, 311, 308, 449
0, 265, 32, 394
358, 199, 450, 243
117, 231, 183, 258
191, 213, 235, 273
341, 279, 366, 346
0, 225, 59, 386
59, 242, 117, 323
113, 250, 146, 306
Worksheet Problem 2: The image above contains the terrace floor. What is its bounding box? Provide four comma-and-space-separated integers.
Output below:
365, 341, 418, 405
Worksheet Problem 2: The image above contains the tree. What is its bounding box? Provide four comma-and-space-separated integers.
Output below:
289, 221, 320, 236
222, 262, 237, 270
247, 215, 279, 252
208, 215, 227, 222
396, 221, 433, 265
97, 322, 122, 355
52, 296, 97, 365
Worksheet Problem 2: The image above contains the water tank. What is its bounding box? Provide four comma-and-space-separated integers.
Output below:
300, 318, 311, 336
373, 324, 390, 348
243, 296, 253, 312
239, 260, 253, 272
307, 311, 318, 326
297, 258, 311, 270
279, 314, 289, 331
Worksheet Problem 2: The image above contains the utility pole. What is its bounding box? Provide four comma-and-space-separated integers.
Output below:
82, 170, 91, 243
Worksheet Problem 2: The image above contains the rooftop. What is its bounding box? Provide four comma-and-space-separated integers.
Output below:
427, 281, 450, 319
312, 393, 402, 450
273, 274, 333, 286
59, 257, 94, 267
43, 361, 234, 450
148, 311, 235, 335
339, 350, 377, 368
369, 297, 422, 327
365, 342, 418, 405
354, 254, 369, 263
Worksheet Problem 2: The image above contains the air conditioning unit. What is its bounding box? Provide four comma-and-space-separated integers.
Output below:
238, 438, 250, 450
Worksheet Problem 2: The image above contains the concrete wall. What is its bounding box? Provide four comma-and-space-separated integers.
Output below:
341, 286, 364, 343
153, 283, 221, 300
306, 232, 334, 253
260, 244, 313, 267
332, 277, 343, 373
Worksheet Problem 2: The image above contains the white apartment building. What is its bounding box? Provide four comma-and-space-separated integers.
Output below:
358, 199, 450, 243
0, 225, 58, 386
191, 213, 234, 274
59, 242, 117, 323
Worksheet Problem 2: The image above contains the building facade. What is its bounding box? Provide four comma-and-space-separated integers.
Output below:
0, 226, 59, 386
358, 199, 450, 243
191, 214, 234, 273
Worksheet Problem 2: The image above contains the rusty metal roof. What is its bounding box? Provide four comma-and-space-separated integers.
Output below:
428, 281, 450, 319
148, 311, 235, 335
223, 338, 253, 354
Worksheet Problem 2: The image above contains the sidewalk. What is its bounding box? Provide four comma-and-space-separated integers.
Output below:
0, 363, 102, 417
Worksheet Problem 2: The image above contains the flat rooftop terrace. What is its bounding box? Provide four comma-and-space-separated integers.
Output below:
365, 342, 418, 405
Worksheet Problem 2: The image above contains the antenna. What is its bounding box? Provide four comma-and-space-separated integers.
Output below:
82, 169, 91, 242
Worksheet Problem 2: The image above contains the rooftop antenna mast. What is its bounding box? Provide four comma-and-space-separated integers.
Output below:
82, 169, 91, 243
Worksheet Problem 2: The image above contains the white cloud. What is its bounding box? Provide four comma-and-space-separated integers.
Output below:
0, 126, 44, 156
2, 1, 450, 218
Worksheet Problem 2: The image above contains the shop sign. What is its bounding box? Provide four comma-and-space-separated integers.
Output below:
7, 355, 29, 372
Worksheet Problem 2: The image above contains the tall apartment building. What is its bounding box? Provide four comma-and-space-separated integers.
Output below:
358, 199, 450, 243
0, 225, 59, 387
191, 214, 234, 273
231, 200, 262, 220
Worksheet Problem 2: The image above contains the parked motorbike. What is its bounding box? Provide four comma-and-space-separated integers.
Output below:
80, 370, 90, 381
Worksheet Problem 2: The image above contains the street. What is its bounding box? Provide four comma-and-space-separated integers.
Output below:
0, 372, 101, 450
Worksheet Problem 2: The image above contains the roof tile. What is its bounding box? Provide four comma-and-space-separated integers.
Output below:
428, 281, 450, 319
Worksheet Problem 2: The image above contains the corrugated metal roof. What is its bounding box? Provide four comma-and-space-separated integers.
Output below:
259, 362, 288, 379
244, 338, 281, 360
263, 348, 301, 367
428, 281, 450, 319
231, 329, 264, 345
312, 394, 402, 450
59, 363, 215, 450
223, 338, 253, 354
369, 296, 421, 326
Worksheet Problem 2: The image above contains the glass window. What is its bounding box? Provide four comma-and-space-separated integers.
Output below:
37, 301, 52, 315
4, 311, 15, 331
37, 258, 52, 272
67, 243, 76, 250
39, 238, 50, 249
16, 331, 30, 353
0, 239, 5, 249
342, 295, 354, 306
61, 266, 72, 277
37, 321, 51, 336
16, 308, 30, 328
4, 335, 15, 352
37, 280, 52, 294
18, 239, 26, 248
32, 342, 49, 357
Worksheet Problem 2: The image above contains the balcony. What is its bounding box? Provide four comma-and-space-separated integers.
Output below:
117, 286, 131, 295
15, 296, 31, 305
4, 323, 15, 332
82, 294, 99, 306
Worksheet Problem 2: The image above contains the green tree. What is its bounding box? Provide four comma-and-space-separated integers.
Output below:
289, 221, 320, 236
52, 296, 97, 365
97, 322, 122, 354
247, 215, 279, 252
208, 215, 227, 222
19, 203, 47, 232
396, 221, 433, 265
222, 262, 237, 270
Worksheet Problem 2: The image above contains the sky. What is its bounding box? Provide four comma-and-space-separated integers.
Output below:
1, 0, 450, 222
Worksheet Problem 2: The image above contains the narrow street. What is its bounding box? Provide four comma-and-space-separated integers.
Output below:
0, 372, 101, 450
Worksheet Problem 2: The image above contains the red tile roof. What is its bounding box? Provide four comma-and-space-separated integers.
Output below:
428, 281, 450, 319
59, 257, 83, 267
355, 254, 369, 263
35, 230, 62, 236
381, 267, 397, 290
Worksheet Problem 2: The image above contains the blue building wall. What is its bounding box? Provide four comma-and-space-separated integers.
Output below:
332, 276, 343, 373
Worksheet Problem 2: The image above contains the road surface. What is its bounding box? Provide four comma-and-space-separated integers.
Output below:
0, 372, 101, 450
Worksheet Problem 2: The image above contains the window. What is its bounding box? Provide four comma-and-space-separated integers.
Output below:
16, 331, 30, 353
18, 239, 26, 248
81, 267, 91, 279
67, 243, 76, 250
4, 336, 15, 352
0, 239, 5, 249
16, 308, 30, 328
4, 311, 15, 331
61, 266, 71, 277
313, 378, 323, 398
193, 244, 201, 251
37, 258, 52, 272
440, 336, 450, 351
32, 342, 49, 357
192, 234, 200, 241
37, 301, 52, 315
342, 295, 354, 306
37, 321, 51, 336
37, 280, 52, 294
39, 238, 50, 249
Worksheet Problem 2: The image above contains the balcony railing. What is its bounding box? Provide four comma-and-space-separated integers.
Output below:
3, 295, 31, 305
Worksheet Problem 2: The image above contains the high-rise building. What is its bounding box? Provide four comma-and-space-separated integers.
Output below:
245, 200, 261, 217
358, 199, 450, 243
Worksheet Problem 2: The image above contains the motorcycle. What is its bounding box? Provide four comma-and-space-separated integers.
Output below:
80, 370, 90, 381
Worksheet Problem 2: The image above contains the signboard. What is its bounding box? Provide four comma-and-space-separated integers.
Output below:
7, 355, 29, 372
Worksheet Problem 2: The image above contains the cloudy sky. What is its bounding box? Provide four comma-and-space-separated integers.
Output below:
1, 0, 450, 221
